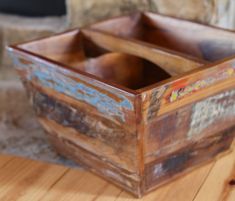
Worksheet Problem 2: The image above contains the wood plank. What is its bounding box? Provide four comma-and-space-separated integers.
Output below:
0, 153, 235, 200
114, 163, 214, 201
40, 169, 117, 201
0, 157, 68, 201
0, 154, 13, 168
227, 189, 235, 201
193, 145, 235, 201
144, 82, 235, 164
44, 130, 141, 196
220, 162, 235, 201
144, 129, 234, 191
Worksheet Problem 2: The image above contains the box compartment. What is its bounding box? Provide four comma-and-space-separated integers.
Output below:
91, 12, 235, 62
18, 29, 204, 91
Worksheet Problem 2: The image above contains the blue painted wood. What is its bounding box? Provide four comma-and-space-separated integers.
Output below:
11, 54, 134, 122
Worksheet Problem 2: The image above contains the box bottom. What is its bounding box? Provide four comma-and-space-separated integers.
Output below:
40, 117, 235, 198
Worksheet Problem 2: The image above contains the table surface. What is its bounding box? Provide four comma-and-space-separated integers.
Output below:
0, 146, 235, 201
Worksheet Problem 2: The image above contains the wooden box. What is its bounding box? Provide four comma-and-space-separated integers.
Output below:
8, 12, 235, 197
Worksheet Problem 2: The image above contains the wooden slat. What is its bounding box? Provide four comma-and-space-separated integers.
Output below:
0, 157, 68, 201
227, 189, 235, 201
114, 163, 214, 201
40, 170, 116, 201
193, 146, 235, 201
0, 152, 234, 201
0, 154, 13, 168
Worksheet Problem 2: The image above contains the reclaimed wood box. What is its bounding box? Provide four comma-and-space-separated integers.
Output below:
8, 12, 235, 197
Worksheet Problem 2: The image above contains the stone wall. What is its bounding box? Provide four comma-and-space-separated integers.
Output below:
66, 0, 149, 28
0, 14, 66, 67
66, 0, 215, 28
67, 0, 235, 28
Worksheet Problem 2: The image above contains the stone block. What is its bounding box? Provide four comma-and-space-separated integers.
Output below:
66, 0, 150, 28
150, 0, 215, 24
0, 13, 67, 67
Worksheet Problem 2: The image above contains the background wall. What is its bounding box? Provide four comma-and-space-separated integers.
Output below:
1, 0, 235, 74
66, 0, 234, 28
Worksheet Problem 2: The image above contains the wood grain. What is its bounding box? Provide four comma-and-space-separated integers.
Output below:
0, 148, 234, 200
8, 11, 235, 197
0, 157, 68, 201
115, 163, 214, 201
194, 144, 235, 201
0, 154, 13, 168
82, 28, 203, 76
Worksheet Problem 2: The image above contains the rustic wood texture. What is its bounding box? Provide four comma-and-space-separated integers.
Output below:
144, 127, 235, 191
0, 144, 234, 200
90, 12, 235, 62
8, 12, 235, 197
81, 28, 204, 76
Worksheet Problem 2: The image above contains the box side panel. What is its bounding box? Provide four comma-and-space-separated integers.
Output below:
144, 125, 235, 192
142, 59, 235, 163
9, 50, 141, 191
43, 122, 141, 196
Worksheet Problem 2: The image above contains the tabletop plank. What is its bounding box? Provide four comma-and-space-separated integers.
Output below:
0, 157, 68, 201
40, 170, 113, 201
227, 189, 235, 201
115, 163, 214, 201
0, 154, 13, 168
0, 147, 234, 201
193, 146, 235, 201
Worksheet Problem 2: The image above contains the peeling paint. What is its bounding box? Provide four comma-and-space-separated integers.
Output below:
153, 163, 165, 178
188, 89, 235, 138
32, 90, 131, 147
146, 128, 235, 188
12, 56, 134, 121
144, 86, 168, 121
168, 66, 235, 103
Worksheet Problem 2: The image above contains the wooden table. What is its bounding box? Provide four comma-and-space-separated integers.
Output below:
0, 146, 235, 201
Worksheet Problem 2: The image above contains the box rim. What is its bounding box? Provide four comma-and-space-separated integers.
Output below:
8, 43, 235, 96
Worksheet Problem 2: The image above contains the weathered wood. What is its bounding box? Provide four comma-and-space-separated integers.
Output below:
82, 28, 204, 76
23, 75, 139, 173
0, 155, 13, 168
44, 126, 141, 196
8, 12, 235, 197
144, 87, 235, 162
193, 142, 235, 201
91, 12, 235, 62
144, 126, 235, 191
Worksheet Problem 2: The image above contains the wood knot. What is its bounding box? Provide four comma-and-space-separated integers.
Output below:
229, 179, 235, 186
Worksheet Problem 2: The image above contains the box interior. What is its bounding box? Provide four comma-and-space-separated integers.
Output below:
91, 12, 235, 62
18, 30, 172, 90
19, 10, 234, 91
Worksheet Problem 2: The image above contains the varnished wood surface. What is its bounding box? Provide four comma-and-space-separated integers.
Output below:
8, 11, 235, 197
0, 144, 234, 201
